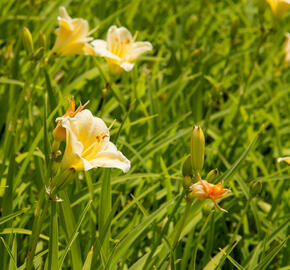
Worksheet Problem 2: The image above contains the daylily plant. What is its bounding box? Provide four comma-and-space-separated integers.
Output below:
266, 0, 290, 17
52, 7, 95, 56
92, 25, 152, 74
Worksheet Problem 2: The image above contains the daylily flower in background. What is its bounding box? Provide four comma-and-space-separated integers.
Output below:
189, 178, 231, 212
284, 33, 290, 66
266, 0, 290, 17
92, 25, 153, 74
53, 97, 89, 142
278, 157, 290, 164
59, 109, 130, 172
52, 7, 95, 56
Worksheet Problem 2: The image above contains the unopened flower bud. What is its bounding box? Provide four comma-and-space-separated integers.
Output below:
22, 27, 34, 55
33, 47, 44, 60
183, 175, 192, 191
191, 126, 205, 173
249, 180, 262, 197
206, 169, 218, 182
182, 155, 192, 177
53, 122, 66, 142
38, 32, 46, 51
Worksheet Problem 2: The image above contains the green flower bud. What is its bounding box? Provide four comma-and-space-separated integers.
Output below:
191, 125, 205, 173
22, 27, 34, 55
38, 32, 46, 51
182, 155, 192, 177
33, 47, 44, 60
206, 169, 218, 182
183, 175, 192, 190
249, 180, 262, 197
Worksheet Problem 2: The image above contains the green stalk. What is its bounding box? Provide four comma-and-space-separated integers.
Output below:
171, 201, 192, 250
48, 199, 59, 270
26, 197, 50, 270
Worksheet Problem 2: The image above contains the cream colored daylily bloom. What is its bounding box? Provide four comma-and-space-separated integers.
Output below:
266, 0, 290, 17
277, 157, 290, 164
284, 33, 290, 66
92, 25, 152, 74
59, 109, 130, 172
52, 7, 95, 56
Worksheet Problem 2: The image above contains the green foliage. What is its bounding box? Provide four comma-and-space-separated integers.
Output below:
0, 0, 289, 269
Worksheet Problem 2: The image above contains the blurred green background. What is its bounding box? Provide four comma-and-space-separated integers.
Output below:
0, 0, 289, 269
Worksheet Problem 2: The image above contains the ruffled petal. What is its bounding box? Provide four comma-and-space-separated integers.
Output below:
59, 6, 71, 21
89, 141, 131, 172
124, 41, 152, 61
92, 40, 121, 60
107, 26, 133, 58
120, 61, 134, 71
71, 18, 89, 40
67, 109, 109, 149
61, 119, 84, 170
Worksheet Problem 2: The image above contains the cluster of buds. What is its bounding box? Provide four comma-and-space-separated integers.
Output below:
182, 126, 231, 213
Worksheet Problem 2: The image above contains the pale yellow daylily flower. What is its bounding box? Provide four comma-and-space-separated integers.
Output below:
58, 109, 130, 172
266, 0, 290, 17
189, 179, 231, 212
277, 157, 290, 164
284, 33, 290, 66
52, 7, 95, 56
92, 25, 152, 74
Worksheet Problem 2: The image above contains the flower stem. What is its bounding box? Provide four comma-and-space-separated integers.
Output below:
48, 198, 58, 270
171, 201, 192, 250
26, 196, 51, 270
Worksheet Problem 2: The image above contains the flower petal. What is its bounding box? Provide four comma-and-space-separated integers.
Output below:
91, 40, 121, 60
68, 109, 109, 149
89, 141, 131, 172
107, 25, 133, 58
120, 61, 134, 71
59, 7, 71, 21
61, 120, 84, 170
71, 18, 89, 40
124, 41, 152, 61
277, 157, 290, 164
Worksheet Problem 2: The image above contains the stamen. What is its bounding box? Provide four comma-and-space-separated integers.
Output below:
108, 119, 116, 130
96, 133, 108, 143
133, 31, 138, 42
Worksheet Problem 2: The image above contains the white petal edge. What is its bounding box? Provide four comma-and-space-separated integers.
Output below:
91, 39, 121, 61
89, 141, 131, 173
277, 157, 290, 163
120, 62, 134, 71
125, 41, 153, 61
